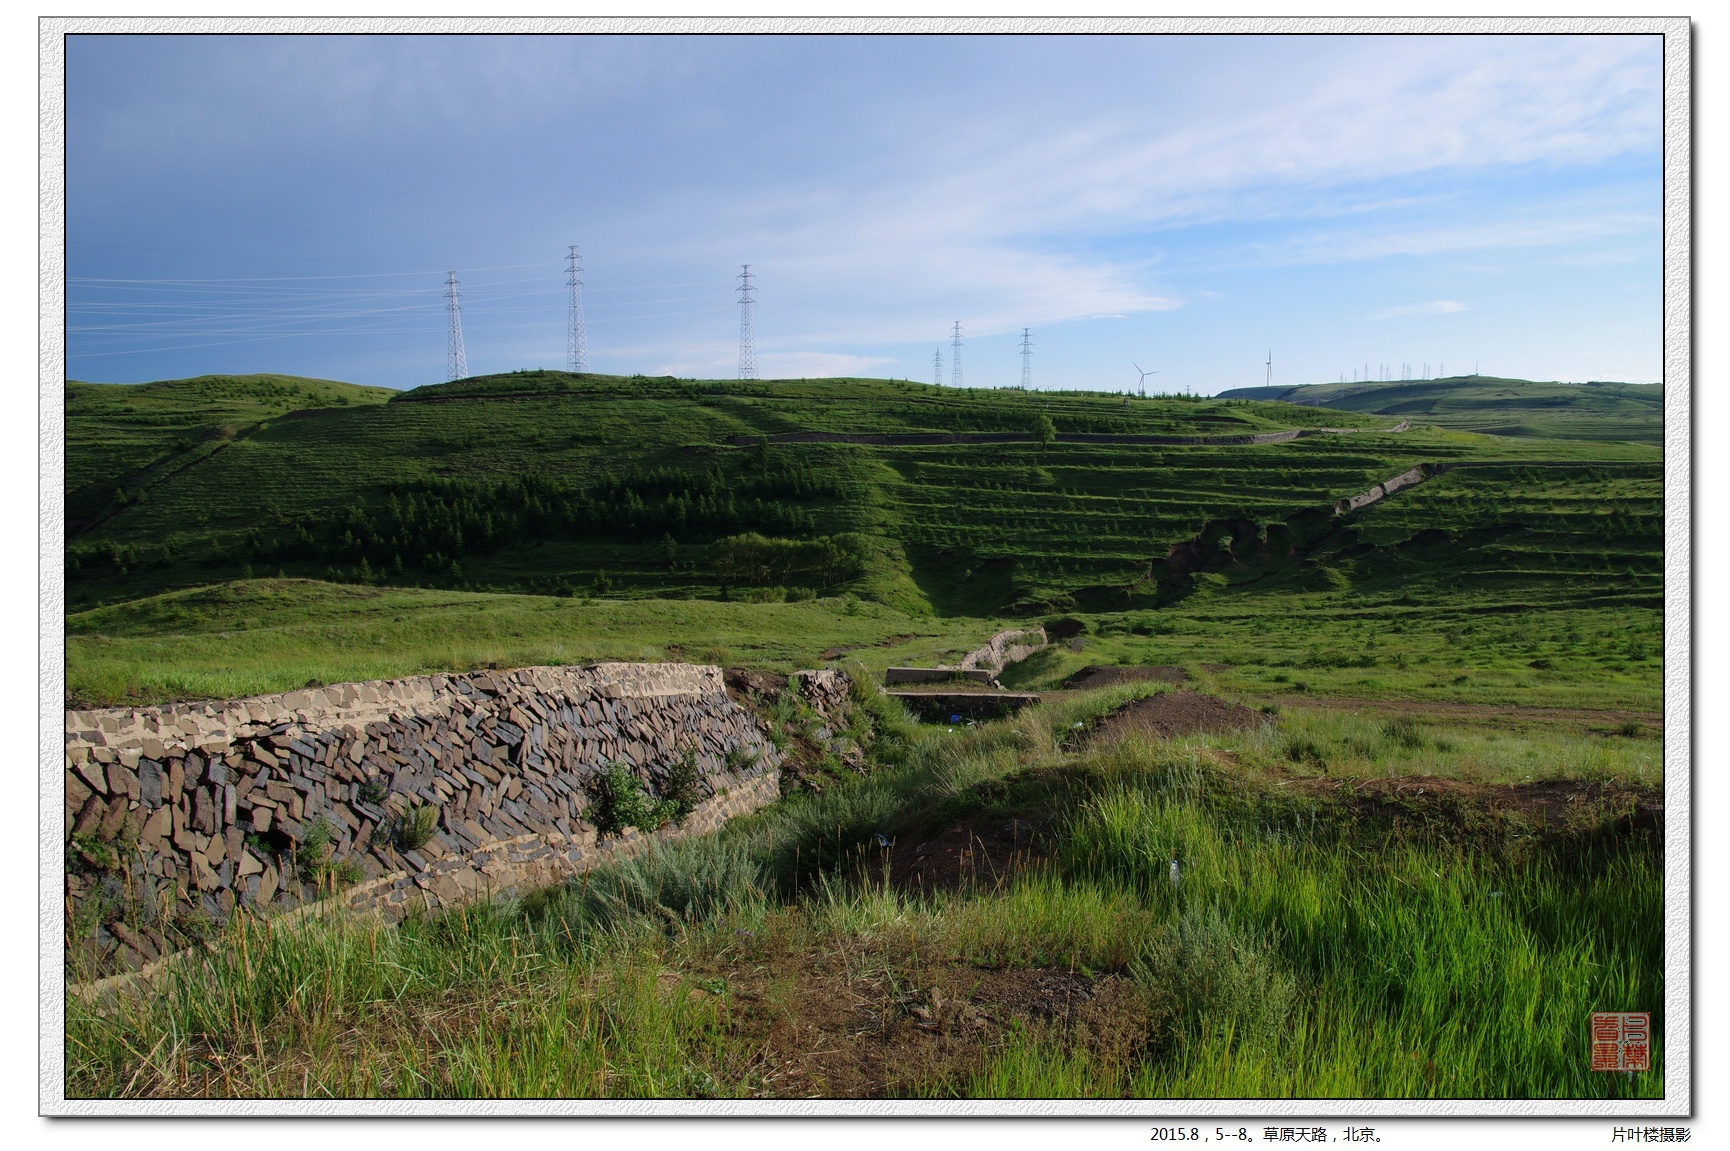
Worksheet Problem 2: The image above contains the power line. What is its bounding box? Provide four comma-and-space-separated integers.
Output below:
566, 246, 589, 374
933, 346, 943, 386
1020, 328, 1033, 389
950, 321, 963, 388
737, 265, 757, 380
444, 271, 467, 381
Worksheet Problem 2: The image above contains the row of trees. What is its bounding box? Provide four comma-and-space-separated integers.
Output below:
66, 459, 848, 586
294, 465, 834, 573
707, 532, 869, 589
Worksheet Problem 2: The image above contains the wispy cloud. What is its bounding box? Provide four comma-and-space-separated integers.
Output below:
66, 34, 1664, 388
1372, 300, 1470, 321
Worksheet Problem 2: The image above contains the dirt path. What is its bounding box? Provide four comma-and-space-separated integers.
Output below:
730, 424, 1394, 448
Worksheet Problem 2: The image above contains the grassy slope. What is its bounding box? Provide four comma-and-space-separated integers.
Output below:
65, 373, 395, 532
64, 579, 979, 706
63, 370, 1657, 620
1217, 376, 1663, 443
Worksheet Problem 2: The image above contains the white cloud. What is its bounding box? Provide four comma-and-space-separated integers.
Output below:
757, 351, 898, 379
1372, 300, 1470, 320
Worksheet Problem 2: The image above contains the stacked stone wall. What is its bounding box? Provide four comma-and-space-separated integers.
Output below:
63, 662, 785, 977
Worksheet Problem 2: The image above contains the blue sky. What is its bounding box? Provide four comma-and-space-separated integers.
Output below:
63, 33, 1664, 393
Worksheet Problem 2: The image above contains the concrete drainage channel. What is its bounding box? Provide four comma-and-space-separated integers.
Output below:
885, 626, 1051, 721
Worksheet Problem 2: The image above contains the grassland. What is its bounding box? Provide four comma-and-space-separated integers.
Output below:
61, 368, 1668, 1102
67, 576, 1661, 715
63, 579, 978, 706
65, 681, 1662, 1100
1219, 376, 1663, 444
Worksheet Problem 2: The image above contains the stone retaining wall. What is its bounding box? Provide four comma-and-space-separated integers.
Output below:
63, 662, 795, 977
1335, 465, 1429, 514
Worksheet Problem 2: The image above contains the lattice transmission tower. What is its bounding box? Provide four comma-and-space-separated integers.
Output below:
737, 265, 757, 380
950, 321, 963, 387
1020, 328, 1033, 388
933, 347, 943, 386
444, 272, 467, 381
565, 246, 589, 373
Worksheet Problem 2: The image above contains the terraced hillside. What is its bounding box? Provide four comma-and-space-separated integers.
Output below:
1219, 376, 1663, 443
65, 373, 397, 533
64, 371, 1659, 622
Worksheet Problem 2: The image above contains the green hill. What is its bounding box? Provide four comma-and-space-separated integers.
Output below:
1217, 376, 1663, 443
63, 370, 1659, 623
65, 373, 396, 533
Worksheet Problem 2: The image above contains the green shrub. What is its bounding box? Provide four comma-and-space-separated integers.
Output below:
296, 817, 335, 882
660, 749, 709, 825
1136, 903, 1295, 1048
588, 763, 678, 836
296, 815, 367, 889
67, 832, 118, 872
394, 803, 439, 851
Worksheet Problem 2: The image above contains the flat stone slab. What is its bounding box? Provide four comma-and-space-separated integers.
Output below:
885, 667, 998, 686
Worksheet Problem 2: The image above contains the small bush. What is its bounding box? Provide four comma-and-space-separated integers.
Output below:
1136, 904, 1295, 1048
357, 777, 388, 806
67, 833, 118, 872
660, 749, 709, 825
296, 816, 366, 889
588, 762, 677, 836
297, 817, 335, 882
394, 803, 439, 851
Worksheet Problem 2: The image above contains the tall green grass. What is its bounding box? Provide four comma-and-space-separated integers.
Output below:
65, 685, 1662, 1099
1058, 765, 1661, 1097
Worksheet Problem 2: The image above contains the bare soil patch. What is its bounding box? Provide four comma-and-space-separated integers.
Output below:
1061, 665, 1189, 692
723, 668, 789, 703
871, 817, 1048, 897
1087, 691, 1267, 744
711, 939, 1153, 1098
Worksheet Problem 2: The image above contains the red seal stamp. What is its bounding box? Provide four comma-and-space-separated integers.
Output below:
1591, 1012, 1651, 1072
